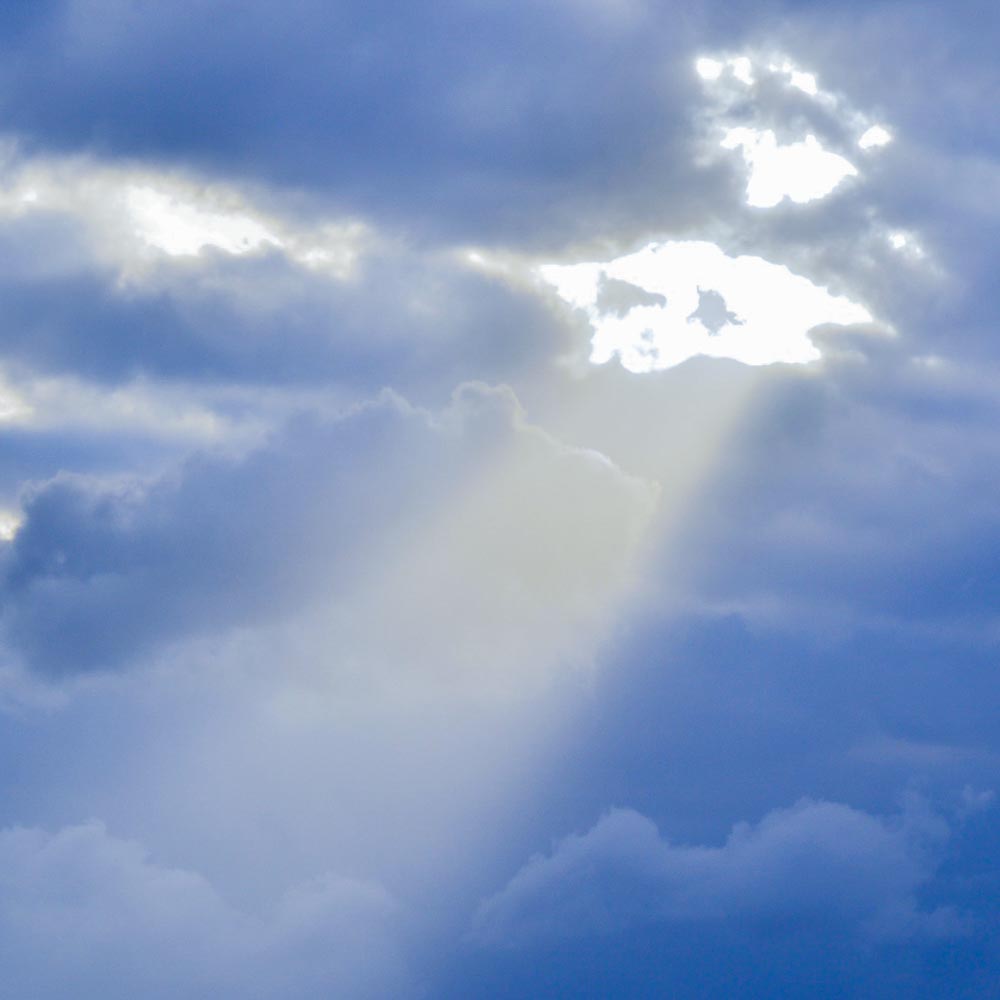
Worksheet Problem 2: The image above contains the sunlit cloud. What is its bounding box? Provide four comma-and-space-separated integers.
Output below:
695, 54, 754, 86
729, 55, 755, 86
721, 127, 858, 207
859, 124, 894, 150
538, 240, 874, 372
695, 51, 895, 209
0, 147, 371, 280
764, 58, 820, 95
0, 510, 23, 542
694, 56, 724, 81
126, 185, 282, 257
888, 230, 925, 258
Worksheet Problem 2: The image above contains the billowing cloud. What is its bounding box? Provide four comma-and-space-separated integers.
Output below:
0, 820, 413, 999
472, 797, 963, 948
0, 383, 657, 684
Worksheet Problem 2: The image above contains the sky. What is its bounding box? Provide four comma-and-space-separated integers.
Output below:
0, 1, 998, 996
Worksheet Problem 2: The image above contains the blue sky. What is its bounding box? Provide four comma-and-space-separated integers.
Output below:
0, 2, 998, 996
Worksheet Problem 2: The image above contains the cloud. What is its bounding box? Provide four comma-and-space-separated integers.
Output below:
658, 333, 1000, 644
0, 392, 425, 674
0, 819, 413, 999
0, 0, 766, 244
472, 796, 963, 948
0, 172, 567, 395
0, 382, 657, 683
0, 146, 370, 277
0, 5, 997, 998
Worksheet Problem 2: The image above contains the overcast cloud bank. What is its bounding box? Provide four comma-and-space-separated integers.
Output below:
0, 1, 998, 997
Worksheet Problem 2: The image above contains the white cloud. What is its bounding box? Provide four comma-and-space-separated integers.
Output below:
694, 57, 723, 81
0, 509, 23, 542
859, 124, 893, 150
126, 185, 282, 257
788, 68, 818, 95
0, 146, 370, 280
887, 230, 924, 258
696, 51, 896, 214
721, 128, 858, 207
762, 58, 821, 96
729, 56, 754, 86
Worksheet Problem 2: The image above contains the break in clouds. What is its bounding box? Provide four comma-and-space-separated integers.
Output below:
0, 3, 997, 997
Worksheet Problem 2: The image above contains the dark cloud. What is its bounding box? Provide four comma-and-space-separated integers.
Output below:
446, 789, 998, 998
666, 347, 1000, 632
0, 223, 569, 394
0, 424, 184, 508
0, 381, 654, 678
0, 393, 442, 674
0, 0, 766, 245
472, 797, 959, 948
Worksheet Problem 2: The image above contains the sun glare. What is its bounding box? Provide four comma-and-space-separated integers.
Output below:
539, 241, 873, 373
0, 510, 23, 542
695, 57, 723, 81
126, 185, 282, 257
858, 124, 893, 150
722, 128, 858, 207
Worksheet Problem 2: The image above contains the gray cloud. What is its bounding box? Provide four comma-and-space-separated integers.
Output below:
0, 0, 762, 245
0, 3, 997, 997
0, 819, 413, 1000
0, 204, 569, 396
0, 382, 656, 681
472, 796, 963, 948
